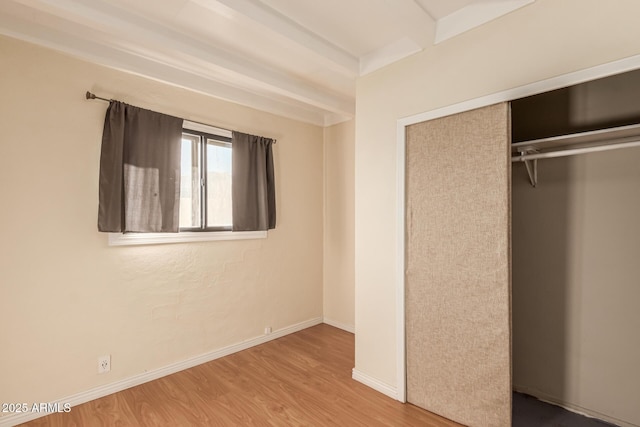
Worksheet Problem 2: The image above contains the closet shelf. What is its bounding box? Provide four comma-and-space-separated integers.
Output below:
511, 123, 640, 187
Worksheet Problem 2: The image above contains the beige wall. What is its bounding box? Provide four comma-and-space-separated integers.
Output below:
355, 0, 640, 391
323, 120, 355, 331
0, 35, 323, 409
512, 150, 640, 426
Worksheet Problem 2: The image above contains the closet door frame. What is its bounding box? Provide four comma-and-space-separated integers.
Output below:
394, 55, 640, 403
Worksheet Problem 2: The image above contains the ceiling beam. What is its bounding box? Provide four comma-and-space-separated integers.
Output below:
435, 0, 535, 44
201, 0, 360, 77
4, 0, 354, 117
360, 38, 423, 76
358, 0, 435, 75
0, 8, 343, 126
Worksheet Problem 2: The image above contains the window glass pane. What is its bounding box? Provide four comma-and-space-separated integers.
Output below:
179, 134, 201, 228
206, 139, 232, 228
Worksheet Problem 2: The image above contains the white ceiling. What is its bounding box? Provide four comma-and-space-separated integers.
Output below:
0, 0, 534, 126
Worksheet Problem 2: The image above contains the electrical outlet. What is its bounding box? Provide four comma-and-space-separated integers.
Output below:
264, 326, 272, 334
98, 355, 111, 374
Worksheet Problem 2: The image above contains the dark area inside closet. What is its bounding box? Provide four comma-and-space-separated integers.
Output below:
510, 68, 640, 426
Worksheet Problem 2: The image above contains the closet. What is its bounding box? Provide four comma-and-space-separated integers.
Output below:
405, 69, 640, 427
511, 70, 640, 427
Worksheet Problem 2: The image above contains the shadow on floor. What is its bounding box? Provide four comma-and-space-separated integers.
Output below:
513, 393, 618, 427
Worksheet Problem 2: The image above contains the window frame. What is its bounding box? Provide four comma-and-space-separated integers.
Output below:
179, 128, 233, 232
107, 120, 267, 246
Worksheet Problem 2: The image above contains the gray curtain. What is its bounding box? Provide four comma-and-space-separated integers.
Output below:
98, 101, 183, 233
231, 131, 276, 231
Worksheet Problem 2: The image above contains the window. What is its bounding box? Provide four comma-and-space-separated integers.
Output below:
179, 129, 232, 231
108, 120, 267, 246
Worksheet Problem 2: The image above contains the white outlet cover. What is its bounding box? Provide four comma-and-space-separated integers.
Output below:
98, 355, 111, 374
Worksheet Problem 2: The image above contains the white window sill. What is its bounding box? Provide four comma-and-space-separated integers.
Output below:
108, 230, 267, 246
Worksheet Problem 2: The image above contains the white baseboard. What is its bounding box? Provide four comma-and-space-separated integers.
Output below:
513, 385, 638, 427
0, 317, 323, 427
322, 317, 355, 333
352, 368, 398, 400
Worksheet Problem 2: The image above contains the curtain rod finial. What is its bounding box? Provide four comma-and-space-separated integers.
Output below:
86, 91, 111, 102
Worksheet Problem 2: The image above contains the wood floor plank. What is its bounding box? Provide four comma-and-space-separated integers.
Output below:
22, 390, 138, 427
18, 324, 462, 426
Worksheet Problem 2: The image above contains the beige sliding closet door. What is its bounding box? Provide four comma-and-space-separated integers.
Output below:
405, 103, 512, 426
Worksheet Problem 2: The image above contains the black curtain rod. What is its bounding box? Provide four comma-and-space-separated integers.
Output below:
85, 91, 236, 136
85, 91, 277, 143
86, 91, 112, 102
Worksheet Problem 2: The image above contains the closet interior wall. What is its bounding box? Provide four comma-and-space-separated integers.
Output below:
511, 69, 640, 427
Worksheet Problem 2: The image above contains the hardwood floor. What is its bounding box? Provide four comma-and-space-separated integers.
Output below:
19, 324, 461, 426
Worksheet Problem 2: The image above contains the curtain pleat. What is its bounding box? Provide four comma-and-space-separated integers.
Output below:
231, 131, 276, 231
98, 101, 183, 233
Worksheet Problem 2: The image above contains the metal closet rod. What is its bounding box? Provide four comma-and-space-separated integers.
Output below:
511, 139, 640, 162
